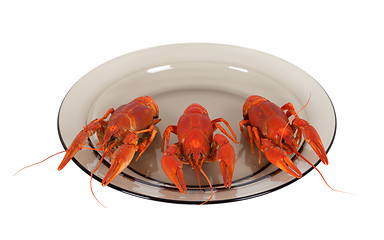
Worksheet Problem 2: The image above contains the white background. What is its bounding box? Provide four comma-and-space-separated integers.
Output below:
1, 1, 382, 239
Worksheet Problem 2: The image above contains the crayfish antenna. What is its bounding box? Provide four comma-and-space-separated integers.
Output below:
199, 168, 214, 205
90, 151, 108, 208
13, 146, 102, 176
13, 150, 68, 176
294, 150, 350, 194
196, 171, 202, 192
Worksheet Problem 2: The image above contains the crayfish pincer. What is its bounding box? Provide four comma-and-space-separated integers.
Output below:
161, 103, 238, 204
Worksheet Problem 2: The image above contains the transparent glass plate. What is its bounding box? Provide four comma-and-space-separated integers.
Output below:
58, 43, 336, 204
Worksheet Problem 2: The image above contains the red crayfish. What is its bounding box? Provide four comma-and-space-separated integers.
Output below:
16, 96, 161, 188
59, 96, 161, 186
240, 95, 328, 178
161, 103, 238, 203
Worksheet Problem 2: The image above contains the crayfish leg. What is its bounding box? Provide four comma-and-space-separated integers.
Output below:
161, 125, 177, 152
135, 124, 158, 161
212, 118, 238, 143
239, 119, 251, 143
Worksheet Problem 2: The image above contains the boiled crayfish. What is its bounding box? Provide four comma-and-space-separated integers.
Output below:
58, 96, 161, 186
14, 96, 160, 207
240, 95, 328, 178
161, 103, 238, 203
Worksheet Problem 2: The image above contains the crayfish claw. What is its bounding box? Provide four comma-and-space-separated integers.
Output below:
58, 130, 90, 171
58, 118, 108, 171
307, 138, 329, 165
102, 144, 136, 186
214, 134, 236, 188
161, 145, 187, 193
293, 119, 329, 165
58, 146, 81, 171
262, 139, 302, 178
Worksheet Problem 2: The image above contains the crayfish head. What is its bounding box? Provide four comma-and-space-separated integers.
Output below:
183, 128, 210, 170
275, 128, 298, 152
102, 125, 120, 144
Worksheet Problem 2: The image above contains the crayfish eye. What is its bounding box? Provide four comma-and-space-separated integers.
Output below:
109, 136, 117, 143
190, 153, 204, 160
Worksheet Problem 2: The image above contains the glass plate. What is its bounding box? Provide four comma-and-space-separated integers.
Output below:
57, 43, 336, 204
